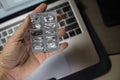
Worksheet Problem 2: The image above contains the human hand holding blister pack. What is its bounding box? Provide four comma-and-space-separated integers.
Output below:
0, 3, 68, 80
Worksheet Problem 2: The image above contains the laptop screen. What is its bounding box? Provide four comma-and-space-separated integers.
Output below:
0, 0, 46, 19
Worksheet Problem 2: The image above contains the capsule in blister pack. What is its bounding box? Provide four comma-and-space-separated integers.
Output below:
30, 12, 59, 53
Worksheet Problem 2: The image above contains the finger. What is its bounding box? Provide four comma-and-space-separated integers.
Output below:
59, 42, 68, 51
24, 31, 30, 45
57, 14, 62, 22
45, 42, 68, 58
58, 28, 66, 37
32, 3, 47, 13
11, 16, 30, 41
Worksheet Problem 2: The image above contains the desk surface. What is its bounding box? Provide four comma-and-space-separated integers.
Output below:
81, 0, 120, 80
82, 0, 120, 54
96, 55, 120, 80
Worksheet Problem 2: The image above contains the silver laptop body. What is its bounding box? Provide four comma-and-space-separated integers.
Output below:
0, 0, 100, 80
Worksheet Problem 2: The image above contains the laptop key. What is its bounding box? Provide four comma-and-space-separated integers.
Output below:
69, 31, 76, 37
0, 33, 1, 38
65, 23, 79, 31
8, 29, 13, 34
76, 28, 81, 34
58, 2, 69, 8
62, 14, 68, 19
7, 36, 11, 39
1, 38, 6, 44
47, 5, 60, 12
63, 6, 71, 12
59, 21, 66, 27
63, 33, 69, 39
68, 11, 74, 17
46, 9, 53, 12
14, 27, 18, 30
47, 7, 56, 12
66, 17, 76, 24
56, 9, 63, 14
0, 46, 3, 51
2, 31, 7, 37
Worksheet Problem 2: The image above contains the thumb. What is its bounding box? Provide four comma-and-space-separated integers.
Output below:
12, 16, 30, 41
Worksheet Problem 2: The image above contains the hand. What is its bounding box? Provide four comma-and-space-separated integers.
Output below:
0, 3, 68, 80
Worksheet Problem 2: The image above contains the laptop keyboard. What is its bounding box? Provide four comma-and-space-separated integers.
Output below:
0, 24, 19, 51
0, 2, 81, 52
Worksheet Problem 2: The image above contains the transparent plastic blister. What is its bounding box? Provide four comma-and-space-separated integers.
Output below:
30, 12, 59, 53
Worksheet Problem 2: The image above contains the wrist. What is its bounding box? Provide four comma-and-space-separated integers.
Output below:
0, 65, 15, 80
0, 66, 7, 80
0, 56, 15, 80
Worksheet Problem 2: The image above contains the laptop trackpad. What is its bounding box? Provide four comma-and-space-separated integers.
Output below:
25, 53, 70, 80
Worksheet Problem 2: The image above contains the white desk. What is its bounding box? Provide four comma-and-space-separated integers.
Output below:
81, 0, 120, 80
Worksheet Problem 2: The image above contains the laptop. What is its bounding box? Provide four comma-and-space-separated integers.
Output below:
0, 0, 110, 80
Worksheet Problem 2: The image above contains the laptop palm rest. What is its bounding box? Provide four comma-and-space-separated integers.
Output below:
25, 53, 70, 80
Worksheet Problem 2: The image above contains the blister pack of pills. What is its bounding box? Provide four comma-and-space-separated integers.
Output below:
30, 12, 59, 53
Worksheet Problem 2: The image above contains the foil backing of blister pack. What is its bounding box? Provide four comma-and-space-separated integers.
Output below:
30, 12, 59, 53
